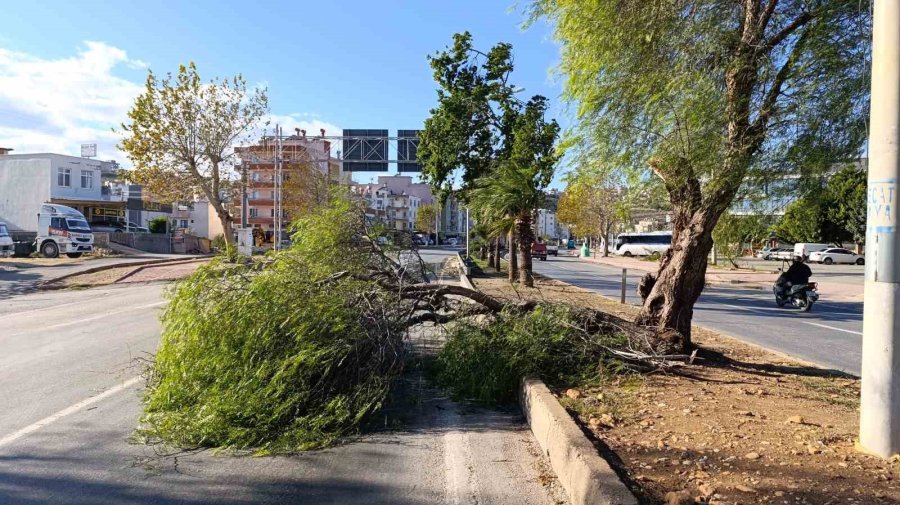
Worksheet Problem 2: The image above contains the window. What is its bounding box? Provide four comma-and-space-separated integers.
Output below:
51, 217, 66, 229
57, 168, 71, 187
270, 208, 275, 217
80, 170, 93, 189
179, 220, 189, 228
249, 208, 259, 218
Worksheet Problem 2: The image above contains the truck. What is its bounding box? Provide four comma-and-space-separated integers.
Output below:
32, 203, 94, 258
546, 242, 559, 256
0, 221, 13, 257
793, 243, 830, 262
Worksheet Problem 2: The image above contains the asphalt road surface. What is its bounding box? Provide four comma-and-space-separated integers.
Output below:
532, 256, 863, 375
0, 266, 565, 504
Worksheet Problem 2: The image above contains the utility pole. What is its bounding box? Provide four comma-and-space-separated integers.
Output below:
860, 0, 900, 458
241, 161, 248, 228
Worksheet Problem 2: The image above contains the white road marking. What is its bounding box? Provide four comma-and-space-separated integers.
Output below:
801, 321, 863, 336
0, 376, 142, 449
5, 301, 166, 338
444, 430, 479, 504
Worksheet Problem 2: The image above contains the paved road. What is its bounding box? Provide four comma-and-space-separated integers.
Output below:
533, 256, 863, 375
0, 275, 564, 503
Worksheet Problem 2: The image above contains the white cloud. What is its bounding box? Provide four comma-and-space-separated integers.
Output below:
0, 41, 146, 163
0, 42, 342, 169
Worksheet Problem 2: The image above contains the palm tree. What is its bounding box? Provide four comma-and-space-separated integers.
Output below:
469, 162, 547, 287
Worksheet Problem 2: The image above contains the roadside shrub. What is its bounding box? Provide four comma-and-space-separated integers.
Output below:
434, 304, 626, 404
149, 216, 168, 234
210, 233, 225, 252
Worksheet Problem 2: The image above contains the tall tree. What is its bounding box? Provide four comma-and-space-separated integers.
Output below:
557, 169, 629, 256
420, 33, 560, 285
415, 203, 439, 239
533, 0, 870, 351
828, 164, 867, 251
119, 63, 268, 252
418, 32, 518, 197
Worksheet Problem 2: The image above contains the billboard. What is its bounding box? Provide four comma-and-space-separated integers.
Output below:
81, 143, 97, 158
342, 129, 388, 171
397, 130, 421, 172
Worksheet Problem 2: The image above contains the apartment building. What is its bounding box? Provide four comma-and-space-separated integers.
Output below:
233, 131, 342, 242
351, 176, 434, 232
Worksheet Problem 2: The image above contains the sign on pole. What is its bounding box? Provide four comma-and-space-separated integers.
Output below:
81, 144, 97, 158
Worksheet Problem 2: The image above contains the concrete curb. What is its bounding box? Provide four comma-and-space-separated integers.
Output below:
455, 251, 476, 290
520, 378, 637, 505
39, 256, 208, 289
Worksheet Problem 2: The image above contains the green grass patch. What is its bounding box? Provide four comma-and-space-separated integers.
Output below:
432, 304, 629, 404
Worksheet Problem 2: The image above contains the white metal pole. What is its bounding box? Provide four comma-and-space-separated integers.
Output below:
465, 207, 470, 257
860, 0, 900, 458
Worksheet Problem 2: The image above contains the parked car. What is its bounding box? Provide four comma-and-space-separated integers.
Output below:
531, 242, 548, 261
546, 243, 559, 256
756, 247, 786, 260
809, 248, 865, 265
0, 221, 13, 257
447, 237, 459, 246
90, 220, 149, 233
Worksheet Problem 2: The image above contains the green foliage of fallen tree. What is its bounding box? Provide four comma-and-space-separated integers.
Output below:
435, 305, 629, 404
141, 253, 406, 453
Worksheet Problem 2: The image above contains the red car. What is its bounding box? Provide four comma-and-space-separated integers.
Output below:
531, 242, 548, 261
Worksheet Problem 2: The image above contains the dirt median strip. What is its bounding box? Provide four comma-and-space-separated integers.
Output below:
39, 257, 207, 289
470, 271, 892, 504
45, 258, 211, 289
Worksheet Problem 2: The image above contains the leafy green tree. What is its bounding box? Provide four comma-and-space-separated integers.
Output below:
533, 0, 870, 350
772, 168, 860, 246
713, 212, 774, 266
418, 32, 519, 197
557, 168, 630, 257
415, 203, 439, 239
119, 63, 269, 252
421, 34, 560, 285
148, 216, 168, 234
828, 165, 867, 250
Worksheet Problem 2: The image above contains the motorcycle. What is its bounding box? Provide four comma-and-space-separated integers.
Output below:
773, 282, 819, 312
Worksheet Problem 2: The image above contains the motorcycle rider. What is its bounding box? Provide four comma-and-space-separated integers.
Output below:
775, 256, 812, 298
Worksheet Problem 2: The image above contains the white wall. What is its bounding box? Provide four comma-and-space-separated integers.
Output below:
0, 159, 51, 232
47, 155, 103, 201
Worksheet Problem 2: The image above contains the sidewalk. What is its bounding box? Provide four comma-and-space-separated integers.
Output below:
579, 252, 864, 302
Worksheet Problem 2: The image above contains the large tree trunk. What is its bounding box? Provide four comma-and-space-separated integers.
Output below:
508, 231, 518, 282
516, 214, 535, 287
635, 215, 714, 353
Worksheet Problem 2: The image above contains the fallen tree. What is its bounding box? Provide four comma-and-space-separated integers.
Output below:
140, 196, 683, 453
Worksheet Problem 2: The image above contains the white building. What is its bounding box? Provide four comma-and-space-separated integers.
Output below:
171, 198, 225, 239
0, 150, 122, 233
536, 209, 566, 240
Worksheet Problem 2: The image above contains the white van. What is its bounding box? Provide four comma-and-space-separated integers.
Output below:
793, 243, 830, 261
36, 204, 94, 258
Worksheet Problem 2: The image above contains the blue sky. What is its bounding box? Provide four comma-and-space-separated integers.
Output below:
0, 0, 570, 186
